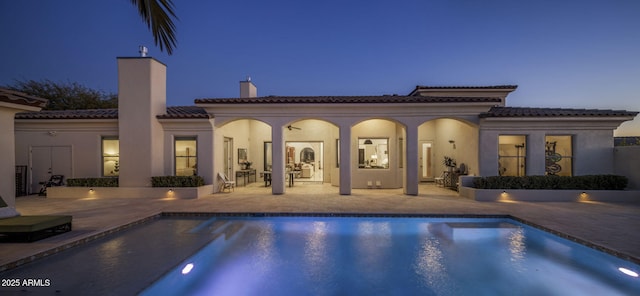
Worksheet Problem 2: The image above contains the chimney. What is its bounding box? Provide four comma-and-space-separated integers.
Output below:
240, 76, 257, 98
117, 57, 166, 187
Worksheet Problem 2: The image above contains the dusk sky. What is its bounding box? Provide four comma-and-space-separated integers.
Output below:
1, 0, 638, 135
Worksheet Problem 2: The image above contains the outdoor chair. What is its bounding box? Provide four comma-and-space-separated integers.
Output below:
218, 172, 235, 192
434, 172, 445, 187
39, 175, 64, 196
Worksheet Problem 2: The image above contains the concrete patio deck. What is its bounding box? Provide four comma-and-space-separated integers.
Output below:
2, 183, 639, 273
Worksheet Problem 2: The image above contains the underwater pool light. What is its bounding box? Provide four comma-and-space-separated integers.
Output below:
182, 263, 194, 275
619, 267, 639, 277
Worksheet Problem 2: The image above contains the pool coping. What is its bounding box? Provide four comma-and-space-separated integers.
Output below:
2, 212, 638, 273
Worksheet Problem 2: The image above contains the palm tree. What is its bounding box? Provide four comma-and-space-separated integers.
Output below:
130, 0, 178, 55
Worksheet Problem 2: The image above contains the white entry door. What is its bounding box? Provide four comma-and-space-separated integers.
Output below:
419, 141, 434, 182
223, 137, 233, 180
30, 146, 72, 193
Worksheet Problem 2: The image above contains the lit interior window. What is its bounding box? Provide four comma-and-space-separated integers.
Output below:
358, 138, 389, 169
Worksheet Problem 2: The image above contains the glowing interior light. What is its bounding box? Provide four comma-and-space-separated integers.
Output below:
618, 267, 639, 277
182, 263, 194, 275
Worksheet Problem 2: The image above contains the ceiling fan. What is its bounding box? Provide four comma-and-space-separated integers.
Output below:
287, 125, 301, 131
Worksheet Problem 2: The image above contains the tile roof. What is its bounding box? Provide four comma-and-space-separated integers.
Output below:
408, 85, 518, 95
157, 106, 211, 119
0, 88, 48, 108
480, 107, 639, 118
413, 85, 518, 90
195, 95, 503, 104
15, 106, 210, 120
15, 108, 118, 119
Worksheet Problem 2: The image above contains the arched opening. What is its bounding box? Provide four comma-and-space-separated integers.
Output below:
352, 118, 405, 189
283, 119, 339, 185
418, 117, 479, 190
215, 118, 271, 188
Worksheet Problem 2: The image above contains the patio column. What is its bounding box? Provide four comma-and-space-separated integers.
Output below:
527, 132, 546, 175
339, 125, 352, 195
271, 124, 285, 194
404, 123, 419, 195
478, 129, 498, 176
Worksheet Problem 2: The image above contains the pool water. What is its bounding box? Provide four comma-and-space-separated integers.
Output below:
142, 216, 640, 295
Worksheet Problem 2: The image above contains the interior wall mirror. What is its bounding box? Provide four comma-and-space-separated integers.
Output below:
238, 148, 247, 164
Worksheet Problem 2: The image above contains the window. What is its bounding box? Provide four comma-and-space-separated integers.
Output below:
264, 142, 272, 171
358, 138, 389, 169
545, 135, 572, 176
102, 137, 119, 176
498, 135, 526, 176
336, 139, 340, 168
175, 137, 197, 176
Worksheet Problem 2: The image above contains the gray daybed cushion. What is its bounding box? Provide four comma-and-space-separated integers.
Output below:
0, 207, 21, 219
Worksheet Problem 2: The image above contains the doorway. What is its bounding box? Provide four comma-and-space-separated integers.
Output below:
223, 137, 233, 180
419, 141, 434, 181
285, 141, 324, 182
30, 146, 72, 194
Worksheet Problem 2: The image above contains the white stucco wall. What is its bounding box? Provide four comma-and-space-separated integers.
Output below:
614, 146, 640, 190
14, 120, 118, 193
160, 118, 214, 185
479, 118, 623, 177
1, 108, 18, 206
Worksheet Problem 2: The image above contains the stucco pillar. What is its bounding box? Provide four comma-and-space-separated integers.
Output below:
202, 118, 215, 185
527, 132, 546, 175
339, 125, 352, 195
404, 124, 419, 195
1, 109, 18, 207
117, 57, 166, 187
271, 125, 285, 194
1, 92, 44, 208
478, 129, 499, 176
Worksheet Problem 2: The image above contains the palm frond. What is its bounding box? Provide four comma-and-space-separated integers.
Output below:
130, 0, 178, 55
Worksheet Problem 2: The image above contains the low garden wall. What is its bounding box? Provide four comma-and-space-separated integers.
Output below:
458, 176, 640, 202
47, 176, 213, 199
47, 185, 214, 199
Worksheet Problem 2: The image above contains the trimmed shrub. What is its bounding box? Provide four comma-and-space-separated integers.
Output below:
472, 175, 628, 190
151, 176, 205, 187
66, 178, 119, 187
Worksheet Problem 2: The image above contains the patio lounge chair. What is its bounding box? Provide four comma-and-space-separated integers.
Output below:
0, 196, 72, 242
218, 172, 235, 192
38, 174, 64, 196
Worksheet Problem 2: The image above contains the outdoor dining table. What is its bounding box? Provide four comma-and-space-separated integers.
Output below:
262, 171, 295, 187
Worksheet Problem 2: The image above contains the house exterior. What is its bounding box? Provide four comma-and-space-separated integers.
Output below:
9, 57, 639, 203
1, 88, 47, 207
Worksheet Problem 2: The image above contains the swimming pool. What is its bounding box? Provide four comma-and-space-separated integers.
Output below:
142, 216, 640, 295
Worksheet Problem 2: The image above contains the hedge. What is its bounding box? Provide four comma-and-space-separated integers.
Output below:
151, 176, 205, 187
472, 175, 628, 190
66, 178, 119, 187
